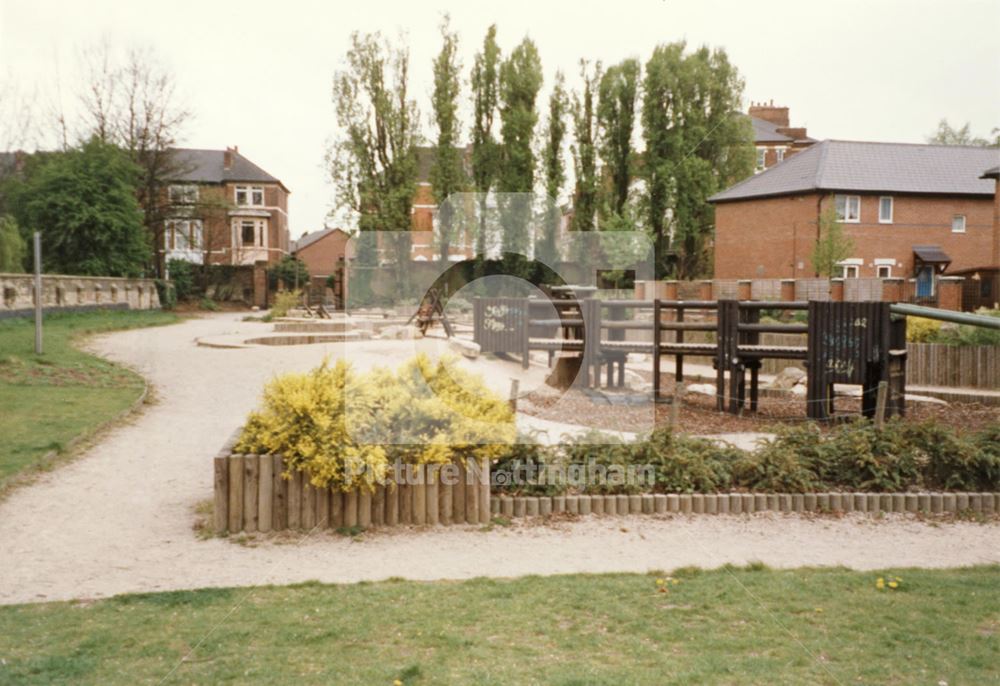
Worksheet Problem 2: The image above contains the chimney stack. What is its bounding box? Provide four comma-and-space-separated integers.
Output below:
748, 101, 790, 128
223, 146, 238, 170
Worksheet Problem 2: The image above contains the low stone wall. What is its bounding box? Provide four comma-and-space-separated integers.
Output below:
0, 272, 161, 317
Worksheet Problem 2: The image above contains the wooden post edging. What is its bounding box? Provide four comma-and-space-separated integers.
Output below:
212, 446, 998, 534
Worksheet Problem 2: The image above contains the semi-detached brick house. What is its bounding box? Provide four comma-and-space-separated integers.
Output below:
709, 140, 1000, 298
748, 101, 816, 172
160, 146, 290, 267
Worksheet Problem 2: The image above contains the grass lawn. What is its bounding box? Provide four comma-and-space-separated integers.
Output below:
0, 309, 178, 487
0, 565, 997, 685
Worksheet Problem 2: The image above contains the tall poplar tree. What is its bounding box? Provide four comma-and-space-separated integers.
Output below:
537, 71, 567, 265
497, 37, 543, 264
330, 31, 420, 294
470, 25, 501, 261
429, 16, 466, 262
570, 60, 600, 232
597, 58, 639, 218
642, 42, 753, 278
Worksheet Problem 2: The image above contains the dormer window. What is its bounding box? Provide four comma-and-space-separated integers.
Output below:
235, 185, 264, 207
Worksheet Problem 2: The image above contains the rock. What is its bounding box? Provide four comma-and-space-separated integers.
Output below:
448, 337, 480, 359
379, 324, 421, 340
791, 384, 806, 396
768, 367, 807, 390
686, 383, 717, 397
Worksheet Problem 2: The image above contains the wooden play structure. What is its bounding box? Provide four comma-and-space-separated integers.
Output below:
473, 294, 910, 421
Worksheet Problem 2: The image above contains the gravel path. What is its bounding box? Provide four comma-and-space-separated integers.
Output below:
1, 313, 998, 606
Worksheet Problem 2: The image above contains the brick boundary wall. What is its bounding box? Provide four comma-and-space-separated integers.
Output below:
0, 272, 161, 313
214, 432, 999, 534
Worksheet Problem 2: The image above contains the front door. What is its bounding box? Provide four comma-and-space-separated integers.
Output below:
916, 265, 934, 298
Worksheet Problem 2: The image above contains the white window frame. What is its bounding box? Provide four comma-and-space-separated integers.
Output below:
755, 147, 766, 171
834, 195, 861, 223
776, 148, 785, 163
235, 218, 268, 249
874, 259, 894, 278
235, 185, 265, 207
163, 219, 203, 251
836, 257, 862, 279
878, 196, 893, 224
952, 214, 966, 233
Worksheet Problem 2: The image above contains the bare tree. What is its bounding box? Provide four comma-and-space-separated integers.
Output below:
0, 74, 37, 152
77, 42, 191, 276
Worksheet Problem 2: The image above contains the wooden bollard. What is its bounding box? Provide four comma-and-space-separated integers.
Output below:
629, 494, 642, 514
667, 494, 679, 512
591, 494, 604, 515
892, 494, 905, 513
413, 465, 426, 525
653, 494, 667, 514
228, 455, 244, 533
792, 494, 804, 512
830, 493, 842, 512
742, 494, 754, 513
956, 493, 969, 511
553, 496, 566, 513
243, 455, 260, 532
930, 493, 943, 514
213, 456, 229, 534
400, 479, 412, 525
372, 484, 385, 527
287, 470, 302, 529
942, 493, 956, 513
766, 494, 779, 512
692, 494, 704, 514
301, 482, 316, 529
617, 494, 630, 515
465, 459, 479, 525
426, 465, 439, 526
781, 494, 792, 512
579, 495, 592, 515
385, 483, 398, 526
704, 495, 717, 514
315, 482, 330, 529
970, 493, 983, 513
841, 492, 853, 513
479, 458, 491, 525
983, 494, 996, 514
880, 494, 892, 513
272, 455, 287, 530
729, 493, 742, 514
358, 489, 372, 528
565, 496, 579, 514
513, 497, 526, 518
905, 493, 918, 513
500, 496, 513, 517
331, 490, 344, 528
717, 494, 729, 514
440, 464, 454, 524
452, 461, 465, 523
258, 455, 273, 533
344, 489, 358, 527
817, 494, 830, 512
754, 494, 767, 512
605, 495, 617, 515
539, 497, 552, 517
525, 497, 539, 517
918, 493, 931, 512
853, 493, 867, 513
679, 495, 692, 514
490, 497, 500, 515
867, 494, 879, 513
642, 495, 654, 514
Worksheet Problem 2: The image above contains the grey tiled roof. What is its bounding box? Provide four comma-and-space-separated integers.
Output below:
292, 227, 347, 252
710, 140, 1000, 202
750, 116, 793, 143
169, 148, 286, 189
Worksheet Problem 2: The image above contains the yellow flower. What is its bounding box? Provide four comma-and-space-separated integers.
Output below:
888, 581, 898, 589
394, 681, 403, 686
672, 579, 679, 585
814, 608, 824, 613
656, 578, 666, 586
876, 578, 885, 590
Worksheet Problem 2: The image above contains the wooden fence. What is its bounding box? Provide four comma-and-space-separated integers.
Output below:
905, 343, 1000, 390
214, 452, 491, 534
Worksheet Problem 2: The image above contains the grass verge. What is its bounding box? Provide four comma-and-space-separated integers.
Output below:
0, 565, 997, 684
0, 309, 178, 490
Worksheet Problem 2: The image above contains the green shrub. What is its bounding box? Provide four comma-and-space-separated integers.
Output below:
911, 421, 1000, 491
268, 256, 309, 290
198, 297, 220, 311
635, 429, 741, 494
819, 420, 921, 492
154, 279, 176, 310
270, 290, 301, 318
736, 426, 821, 493
166, 259, 197, 301
906, 316, 942, 343
492, 432, 562, 495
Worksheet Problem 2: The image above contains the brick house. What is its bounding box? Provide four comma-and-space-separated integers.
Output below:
710, 140, 999, 298
292, 227, 351, 306
408, 146, 475, 262
161, 147, 290, 268
749, 101, 816, 172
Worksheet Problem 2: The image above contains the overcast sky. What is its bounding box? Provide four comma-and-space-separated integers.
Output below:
2, 0, 998, 237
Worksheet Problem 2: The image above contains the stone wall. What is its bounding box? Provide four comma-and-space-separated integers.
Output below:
0, 272, 161, 317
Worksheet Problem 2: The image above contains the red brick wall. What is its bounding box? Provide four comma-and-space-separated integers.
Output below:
714, 192, 994, 279
296, 231, 349, 277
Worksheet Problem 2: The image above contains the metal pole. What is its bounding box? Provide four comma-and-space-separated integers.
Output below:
33, 231, 42, 354
889, 302, 1000, 330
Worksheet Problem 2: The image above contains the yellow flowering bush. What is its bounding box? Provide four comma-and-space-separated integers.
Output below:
906, 316, 941, 343
235, 355, 515, 492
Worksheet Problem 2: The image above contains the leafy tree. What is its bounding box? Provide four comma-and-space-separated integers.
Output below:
537, 71, 568, 264
0, 215, 26, 272
810, 205, 855, 277
926, 119, 999, 147
78, 42, 191, 276
4, 138, 149, 276
571, 60, 601, 232
597, 59, 640, 217
330, 31, 420, 293
497, 37, 543, 263
470, 25, 501, 262
642, 42, 753, 278
430, 16, 467, 262
268, 255, 310, 290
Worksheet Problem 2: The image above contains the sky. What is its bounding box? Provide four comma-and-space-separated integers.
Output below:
2, 0, 998, 238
